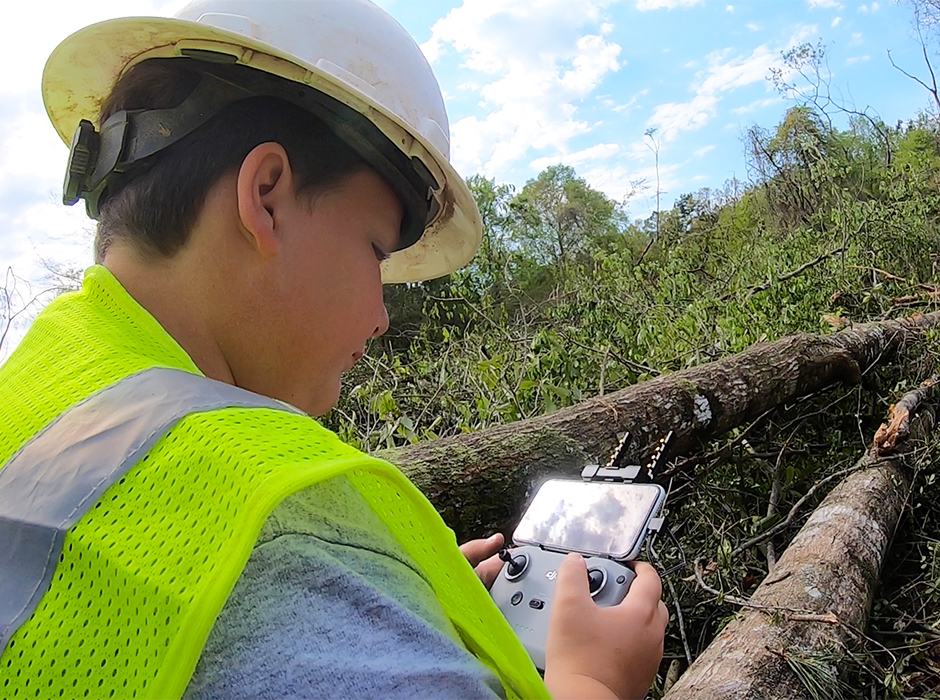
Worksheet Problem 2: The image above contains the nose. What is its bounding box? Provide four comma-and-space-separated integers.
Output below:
373, 300, 389, 338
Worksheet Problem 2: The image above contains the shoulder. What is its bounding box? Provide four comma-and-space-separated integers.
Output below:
174, 402, 367, 464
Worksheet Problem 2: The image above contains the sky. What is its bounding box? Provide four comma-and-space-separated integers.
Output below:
0, 0, 935, 358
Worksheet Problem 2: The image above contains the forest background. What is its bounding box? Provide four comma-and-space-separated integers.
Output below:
6, 1, 940, 697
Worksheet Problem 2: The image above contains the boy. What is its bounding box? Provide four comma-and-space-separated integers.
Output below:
0, 1, 667, 698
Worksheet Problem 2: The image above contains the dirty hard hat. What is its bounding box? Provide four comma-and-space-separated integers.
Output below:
42, 0, 482, 284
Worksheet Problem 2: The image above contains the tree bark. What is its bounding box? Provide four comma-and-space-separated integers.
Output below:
662, 392, 934, 700
379, 312, 940, 540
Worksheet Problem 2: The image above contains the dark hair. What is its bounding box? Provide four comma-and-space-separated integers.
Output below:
94, 59, 368, 262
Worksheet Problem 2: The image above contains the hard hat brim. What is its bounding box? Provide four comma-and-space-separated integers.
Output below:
42, 16, 482, 284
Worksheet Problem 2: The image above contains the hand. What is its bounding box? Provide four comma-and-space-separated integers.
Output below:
458, 533, 506, 589
544, 555, 668, 700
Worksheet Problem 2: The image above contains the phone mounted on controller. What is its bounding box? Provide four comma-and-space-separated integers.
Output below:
490, 431, 681, 672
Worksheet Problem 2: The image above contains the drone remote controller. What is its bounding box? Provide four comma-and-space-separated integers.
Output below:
491, 430, 674, 672
490, 546, 636, 672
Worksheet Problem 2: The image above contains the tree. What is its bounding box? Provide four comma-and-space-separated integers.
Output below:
746, 106, 832, 230
509, 165, 623, 268
771, 41, 892, 167
463, 175, 514, 294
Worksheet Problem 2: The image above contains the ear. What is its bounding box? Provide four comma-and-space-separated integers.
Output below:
235, 142, 295, 257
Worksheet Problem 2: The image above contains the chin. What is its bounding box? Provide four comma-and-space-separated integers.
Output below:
305, 381, 341, 418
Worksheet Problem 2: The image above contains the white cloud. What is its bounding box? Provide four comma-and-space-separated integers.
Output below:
426, 0, 624, 175
831, 16, 842, 27
694, 145, 716, 158
420, 36, 444, 64
582, 160, 681, 207
851, 32, 863, 44
529, 143, 622, 171
726, 5, 735, 12
635, 0, 704, 9
807, 0, 843, 8
788, 23, 820, 45
731, 97, 780, 114
695, 45, 782, 97
859, 2, 880, 12
746, 22, 762, 32
611, 89, 649, 115
846, 55, 871, 65
648, 94, 720, 141
0, 102, 93, 276
646, 26, 812, 141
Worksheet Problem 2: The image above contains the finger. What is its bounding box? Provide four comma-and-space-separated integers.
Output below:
553, 553, 590, 605
476, 553, 505, 589
458, 533, 504, 567
624, 561, 663, 604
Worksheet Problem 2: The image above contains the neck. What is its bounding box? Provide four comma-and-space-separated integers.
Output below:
103, 244, 236, 385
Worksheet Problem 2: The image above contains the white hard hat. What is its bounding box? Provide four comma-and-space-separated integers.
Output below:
42, 0, 482, 284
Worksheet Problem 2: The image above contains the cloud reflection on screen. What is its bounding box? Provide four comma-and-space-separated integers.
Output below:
513, 481, 661, 558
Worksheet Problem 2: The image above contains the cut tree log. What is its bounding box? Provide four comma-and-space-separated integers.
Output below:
381, 312, 940, 539
661, 388, 935, 700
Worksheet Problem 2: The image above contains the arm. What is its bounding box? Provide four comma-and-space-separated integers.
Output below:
186, 533, 506, 700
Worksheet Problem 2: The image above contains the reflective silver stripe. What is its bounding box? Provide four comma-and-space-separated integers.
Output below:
0, 367, 302, 656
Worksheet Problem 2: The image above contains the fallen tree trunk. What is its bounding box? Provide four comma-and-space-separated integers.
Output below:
381, 312, 940, 539
662, 389, 935, 700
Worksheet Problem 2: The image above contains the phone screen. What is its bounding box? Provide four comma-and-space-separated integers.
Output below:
512, 480, 664, 560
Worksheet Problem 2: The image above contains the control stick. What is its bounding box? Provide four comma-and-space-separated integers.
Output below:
498, 548, 529, 578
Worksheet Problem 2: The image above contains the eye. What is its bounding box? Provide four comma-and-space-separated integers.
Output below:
372, 243, 390, 262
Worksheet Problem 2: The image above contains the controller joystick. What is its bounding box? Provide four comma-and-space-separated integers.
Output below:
498, 549, 529, 579
491, 546, 636, 671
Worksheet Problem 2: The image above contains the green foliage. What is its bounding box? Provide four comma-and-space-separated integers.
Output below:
323, 105, 940, 454
786, 649, 849, 700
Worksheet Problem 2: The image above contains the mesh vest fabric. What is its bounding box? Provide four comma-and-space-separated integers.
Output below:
0, 266, 548, 700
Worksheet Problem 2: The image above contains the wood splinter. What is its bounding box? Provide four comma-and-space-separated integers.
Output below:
873, 377, 938, 454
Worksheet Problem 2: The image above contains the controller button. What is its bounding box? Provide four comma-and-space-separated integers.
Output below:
500, 550, 529, 580
529, 598, 545, 610
588, 568, 606, 596
510, 592, 524, 606
616, 574, 626, 584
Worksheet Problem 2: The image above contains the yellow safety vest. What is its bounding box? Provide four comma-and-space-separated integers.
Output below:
0, 266, 548, 700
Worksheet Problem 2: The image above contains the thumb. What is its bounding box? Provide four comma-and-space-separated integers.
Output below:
554, 553, 590, 604
458, 533, 505, 567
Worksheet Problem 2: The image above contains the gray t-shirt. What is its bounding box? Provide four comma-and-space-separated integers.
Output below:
183, 476, 506, 699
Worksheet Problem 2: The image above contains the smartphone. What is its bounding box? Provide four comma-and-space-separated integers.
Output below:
512, 479, 666, 561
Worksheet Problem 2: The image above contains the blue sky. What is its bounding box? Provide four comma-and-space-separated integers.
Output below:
0, 0, 935, 357
403, 0, 931, 207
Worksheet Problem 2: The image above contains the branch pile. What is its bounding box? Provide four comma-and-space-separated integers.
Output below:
663, 381, 937, 699
385, 311, 940, 539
